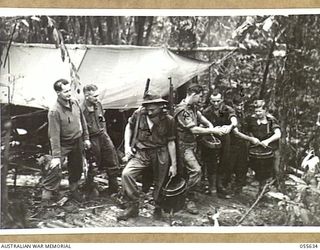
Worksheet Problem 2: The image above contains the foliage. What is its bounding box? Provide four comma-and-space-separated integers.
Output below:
1, 14, 320, 225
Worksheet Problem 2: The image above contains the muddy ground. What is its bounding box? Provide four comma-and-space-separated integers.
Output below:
6, 170, 286, 229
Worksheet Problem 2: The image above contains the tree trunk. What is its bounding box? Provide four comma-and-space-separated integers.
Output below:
97, 17, 106, 44
134, 16, 146, 46
87, 16, 96, 45
113, 17, 121, 45
106, 17, 114, 44
144, 16, 154, 45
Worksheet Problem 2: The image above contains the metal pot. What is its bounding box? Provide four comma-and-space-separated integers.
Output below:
160, 176, 187, 213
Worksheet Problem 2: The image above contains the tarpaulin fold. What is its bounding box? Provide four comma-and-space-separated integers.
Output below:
1, 43, 211, 109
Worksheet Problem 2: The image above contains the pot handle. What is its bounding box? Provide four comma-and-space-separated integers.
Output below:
163, 176, 174, 190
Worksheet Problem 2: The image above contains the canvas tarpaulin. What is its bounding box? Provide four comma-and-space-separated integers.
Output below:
0, 43, 211, 109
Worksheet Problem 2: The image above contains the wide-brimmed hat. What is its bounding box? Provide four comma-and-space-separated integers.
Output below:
141, 92, 168, 105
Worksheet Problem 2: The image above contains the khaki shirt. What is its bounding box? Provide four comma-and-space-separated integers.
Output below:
129, 108, 176, 149
82, 101, 106, 137
174, 100, 202, 144
48, 97, 89, 158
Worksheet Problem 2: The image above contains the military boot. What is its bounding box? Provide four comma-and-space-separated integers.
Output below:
205, 174, 216, 195
108, 177, 119, 195
153, 204, 162, 220
216, 175, 232, 199
117, 202, 139, 221
69, 182, 84, 202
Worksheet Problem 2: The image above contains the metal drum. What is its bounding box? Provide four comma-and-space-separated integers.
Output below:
248, 145, 274, 159
160, 176, 187, 213
200, 134, 222, 149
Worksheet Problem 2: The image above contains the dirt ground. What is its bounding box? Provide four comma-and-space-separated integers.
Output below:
6, 172, 285, 229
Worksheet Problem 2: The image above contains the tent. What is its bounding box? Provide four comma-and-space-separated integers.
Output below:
0, 43, 211, 110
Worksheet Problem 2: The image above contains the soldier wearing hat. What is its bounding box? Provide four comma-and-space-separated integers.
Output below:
117, 92, 177, 221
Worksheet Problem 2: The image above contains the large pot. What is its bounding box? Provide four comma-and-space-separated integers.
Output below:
160, 176, 187, 213
200, 134, 222, 149
248, 145, 274, 159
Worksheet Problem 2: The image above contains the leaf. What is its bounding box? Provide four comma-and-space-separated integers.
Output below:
20, 19, 29, 28
30, 16, 41, 22
52, 28, 60, 48
262, 16, 274, 32
47, 16, 54, 27
267, 191, 290, 200
60, 47, 66, 62
288, 174, 307, 185
299, 208, 310, 225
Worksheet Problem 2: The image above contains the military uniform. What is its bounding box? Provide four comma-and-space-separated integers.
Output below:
229, 110, 249, 192
121, 108, 176, 205
245, 114, 281, 183
45, 98, 89, 196
82, 101, 120, 193
174, 100, 203, 192
202, 103, 236, 195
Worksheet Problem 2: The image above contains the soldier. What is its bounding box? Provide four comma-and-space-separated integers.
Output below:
230, 96, 260, 194
174, 85, 228, 214
82, 84, 120, 196
202, 91, 237, 199
117, 93, 177, 221
245, 100, 281, 191
43, 79, 91, 202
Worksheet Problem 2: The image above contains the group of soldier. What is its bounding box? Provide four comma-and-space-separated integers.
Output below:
42, 79, 281, 222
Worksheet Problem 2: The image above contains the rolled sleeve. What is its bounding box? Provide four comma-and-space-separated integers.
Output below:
177, 110, 196, 130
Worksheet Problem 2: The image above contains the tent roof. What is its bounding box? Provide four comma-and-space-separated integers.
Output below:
0, 43, 211, 109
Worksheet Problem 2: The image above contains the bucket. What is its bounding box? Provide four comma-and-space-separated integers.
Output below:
249, 145, 274, 159
200, 134, 222, 149
160, 176, 187, 213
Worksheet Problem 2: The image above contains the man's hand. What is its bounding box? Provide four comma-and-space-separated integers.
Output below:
49, 158, 61, 170
250, 137, 260, 145
122, 146, 135, 163
168, 165, 177, 177
84, 139, 91, 150
260, 139, 270, 148
221, 124, 233, 134
211, 126, 226, 136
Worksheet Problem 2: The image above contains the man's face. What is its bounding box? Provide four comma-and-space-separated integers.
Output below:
85, 90, 99, 105
191, 92, 203, 105
234, 102, 244, 113
210, 94, 223, 110
145, 103, 162, 118
58, 83, 72, 101
254, 106, 266, 119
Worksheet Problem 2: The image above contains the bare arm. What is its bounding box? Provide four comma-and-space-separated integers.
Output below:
233, 127, 260, 144
124, 123, 133, 155
167, 140, 177, 176
261, 128, 281, 147
190, 126, 226, 136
